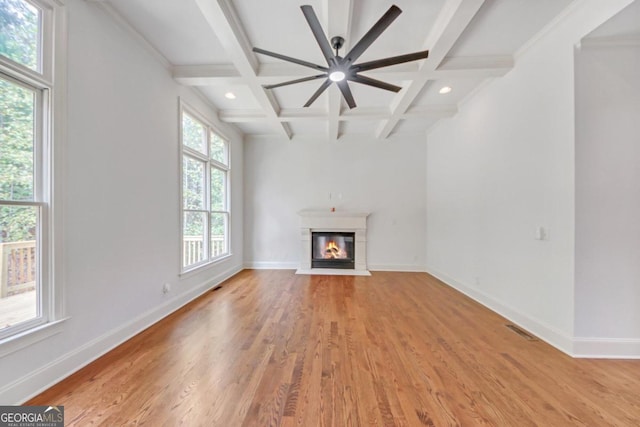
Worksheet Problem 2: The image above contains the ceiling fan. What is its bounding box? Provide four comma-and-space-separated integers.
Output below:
252, 4, 429, 109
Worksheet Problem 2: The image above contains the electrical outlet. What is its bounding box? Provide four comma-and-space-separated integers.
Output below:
162, 283, 171, 294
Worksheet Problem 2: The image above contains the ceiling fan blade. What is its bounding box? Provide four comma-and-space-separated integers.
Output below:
304, 78, 332, 107
349, 74, 402, 93
300, 5, 335, 67
263, 74, 328, 90
253, 47, 328, 71
337, 80, 356, 109
353, 50, 429, 72
344, 5, 402, 65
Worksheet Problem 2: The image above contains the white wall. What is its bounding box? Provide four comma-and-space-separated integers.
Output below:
574, 43, 640, 344
244, 136, 426, 271
425, 0, 635, 355
0, 0, 243, 403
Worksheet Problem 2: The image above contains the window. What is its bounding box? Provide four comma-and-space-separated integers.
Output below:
180, 105, 230, 271
1, 0, 60, 341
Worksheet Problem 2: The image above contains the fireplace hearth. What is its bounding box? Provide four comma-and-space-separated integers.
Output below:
311, 232, 355, 269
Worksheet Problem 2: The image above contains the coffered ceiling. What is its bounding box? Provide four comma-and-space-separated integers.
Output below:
99, 0, 575, 140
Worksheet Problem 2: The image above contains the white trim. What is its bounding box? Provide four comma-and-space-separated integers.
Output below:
368, 264, 427, 273
573, 338, 640, 359
0, 0, 66, 343
295, 268, 371, 276
580, 35, 640, 49
297, 211, 370, 274
0, 265, 243, 405
0, 317, 68, 358
179, 100, 232, 274
243, 262, 298, 270
426, 267, 574, 356
244, 263, 426, 274
179, 253, 233, 277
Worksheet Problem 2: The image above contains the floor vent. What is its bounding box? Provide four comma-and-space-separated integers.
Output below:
505, 324, 538, 341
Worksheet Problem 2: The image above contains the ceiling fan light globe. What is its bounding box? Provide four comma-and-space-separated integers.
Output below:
329, 71, 346, 82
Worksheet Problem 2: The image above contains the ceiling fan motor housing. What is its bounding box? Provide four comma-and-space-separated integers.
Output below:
331, 36, 345, 51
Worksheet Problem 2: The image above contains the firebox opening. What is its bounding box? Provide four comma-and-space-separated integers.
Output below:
311, 232, 355, 269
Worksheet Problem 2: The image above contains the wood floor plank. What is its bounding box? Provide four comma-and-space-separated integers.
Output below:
28, 270, 640, 426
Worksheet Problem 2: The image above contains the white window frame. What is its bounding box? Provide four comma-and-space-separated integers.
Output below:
0, 0, 66, 351
179, 102, 231, 274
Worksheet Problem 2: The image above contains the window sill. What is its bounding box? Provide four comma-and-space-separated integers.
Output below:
180, 253, 233, 278
0, 317, 70, 358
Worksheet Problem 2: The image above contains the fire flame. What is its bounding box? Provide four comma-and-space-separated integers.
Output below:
323, 240, 347, 259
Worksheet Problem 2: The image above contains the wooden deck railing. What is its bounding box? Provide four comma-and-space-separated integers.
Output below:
0, 241, 36, 298
183, 235, 226, 267
1, 238, 227, 296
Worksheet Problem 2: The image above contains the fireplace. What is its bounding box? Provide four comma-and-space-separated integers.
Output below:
311, 232, 355, 269
297, 210, 370, 276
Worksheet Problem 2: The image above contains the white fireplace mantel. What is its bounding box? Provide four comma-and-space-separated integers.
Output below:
296, 210, 371, 276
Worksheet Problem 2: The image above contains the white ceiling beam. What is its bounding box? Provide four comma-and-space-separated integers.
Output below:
172, 54, 511, 88
376, 0, 485, 139
193, 0, 292, 139
281, 108, 328, 121
174, 63, 419, 85
219, 110, 267, 123
580, 35, 640, 49
433, 55, 513, 78
173, 64, 241, 86
219, 105, 457, 123
340, 107, 391, 120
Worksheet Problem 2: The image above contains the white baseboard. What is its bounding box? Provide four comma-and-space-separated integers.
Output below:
426, 267, 574, 356
295, 268, 371, 276
426, 268, 640, 359
244, 262, 426, 273
573, 338, 640, 359
369, 264, 427, 272
243, 261, 298, 270
1, 264, 244, 405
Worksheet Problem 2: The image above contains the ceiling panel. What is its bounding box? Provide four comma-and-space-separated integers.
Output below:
108, 0, 229, 64
288, 120, 327, 136
198, 85, 261, 110
271, 78, 331, 110
234, 0, 327, 66
349, 0, 445, 63
348, 78, 404, 109
413, 78, 486, 106
341, 119, 380, 135
233, 121, 276, 135
447, 0, 574, 57
586, 0, 640, 39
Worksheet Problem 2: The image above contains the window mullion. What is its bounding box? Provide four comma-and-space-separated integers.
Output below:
204, 128, 212, 261
183, 146, 208, 162
34, 87, 44, 203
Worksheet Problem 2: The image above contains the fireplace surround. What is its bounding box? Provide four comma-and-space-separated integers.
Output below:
296, 210, 370, 276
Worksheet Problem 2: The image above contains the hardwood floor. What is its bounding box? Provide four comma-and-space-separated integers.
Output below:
29, 270, 640, 426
